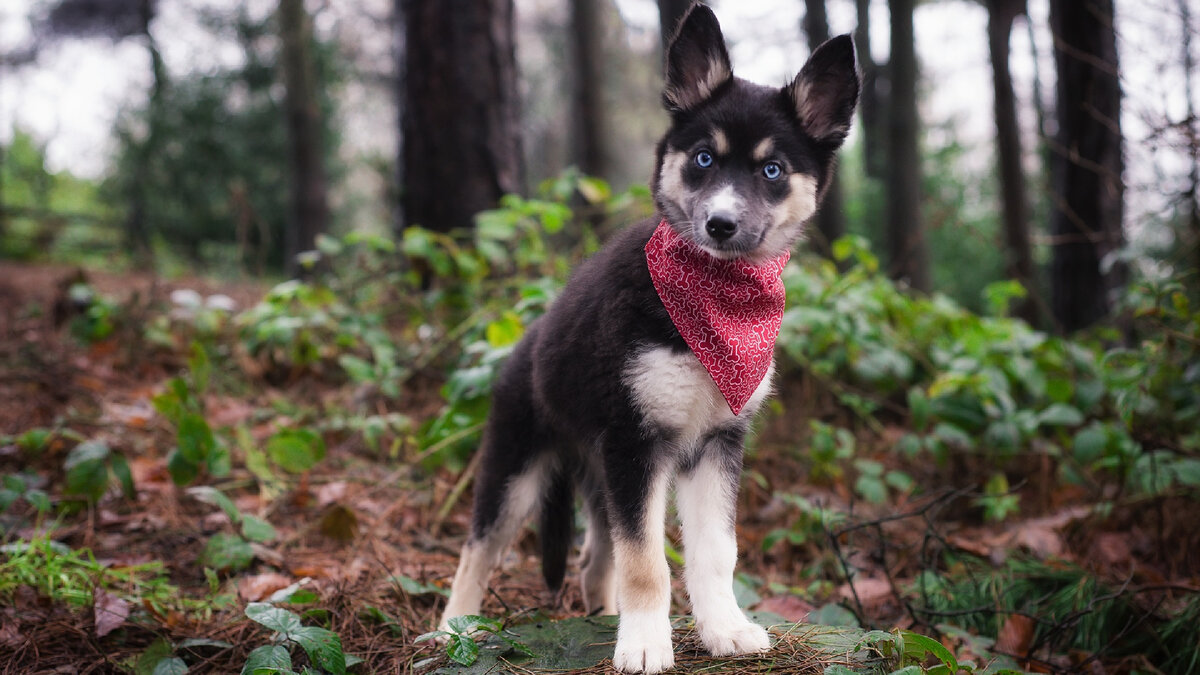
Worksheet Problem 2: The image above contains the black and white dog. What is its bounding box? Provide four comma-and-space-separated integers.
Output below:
440, 5, 858, 673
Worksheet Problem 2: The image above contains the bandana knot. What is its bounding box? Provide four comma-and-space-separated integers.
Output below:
644, 220, 789, 415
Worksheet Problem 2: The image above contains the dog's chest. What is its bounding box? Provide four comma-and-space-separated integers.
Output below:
622, 346, 774, 445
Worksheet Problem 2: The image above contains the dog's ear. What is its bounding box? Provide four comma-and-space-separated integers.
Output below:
786, 34, 860, 145
663, 4, 733, 114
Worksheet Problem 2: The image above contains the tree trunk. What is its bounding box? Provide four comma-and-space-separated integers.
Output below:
886, 0, 930, 292
279, 0, 329, 276
1180, 0, 1200, 278
124, 0, 162, 268
987, 0, 1037, 323
570, 0, 609, 180
1048, 0, 1123, 332
392, 0, 407, 232
803, 0, 845, 257
401, 0, 524, 234
657, 0, 693, 58
854, 0, 887, 179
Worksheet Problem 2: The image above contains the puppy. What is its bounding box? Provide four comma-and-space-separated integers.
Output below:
439, 5, 859, 673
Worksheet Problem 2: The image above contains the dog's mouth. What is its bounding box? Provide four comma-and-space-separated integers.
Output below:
688, 222, 772, 262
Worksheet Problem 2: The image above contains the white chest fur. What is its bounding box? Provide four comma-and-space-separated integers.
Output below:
622, 346, 774, 447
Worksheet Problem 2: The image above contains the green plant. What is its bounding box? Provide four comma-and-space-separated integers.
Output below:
0, 472, 50, 516
67, 283, 120, 343
0, 534, 206, 618
62, 439, 135, 505
153, 343, 231, 485
187, 486, 277, 573
762, 492, 846, 552
415, 615, 534, 667
242, 601, 361, 675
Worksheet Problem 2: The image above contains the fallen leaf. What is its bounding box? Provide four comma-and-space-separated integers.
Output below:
0, 622, 24, 648
319, 504, 359, 543
1091, 532, 1132, 568
753, 594, 813, 622
315, 481, 348, 507
239, 573, 295, 602
837, 576, 893, 607
995, 613, 1035, 656
93, 589, 131, 638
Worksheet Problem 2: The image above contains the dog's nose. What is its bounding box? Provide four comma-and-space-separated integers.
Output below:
705, 216, 738, 241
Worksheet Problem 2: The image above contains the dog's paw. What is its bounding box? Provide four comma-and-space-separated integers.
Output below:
613, 612, 674, 673
697, 616, 771, 657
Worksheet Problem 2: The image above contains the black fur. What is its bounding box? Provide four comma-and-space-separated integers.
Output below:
445, 8, 859, 667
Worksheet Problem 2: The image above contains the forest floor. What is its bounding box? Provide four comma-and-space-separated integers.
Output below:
1, 260, 1197, 674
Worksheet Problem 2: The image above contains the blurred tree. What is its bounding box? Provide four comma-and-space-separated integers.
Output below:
802, 0, 846, 258
986, 0, 1037, 323
886, 0, 930, 292
400, 0, 524, 234
1181, 0, 1200, 278
100, 10, 339, 273
657, 0, 692, 58
279, 0, 330, 275
570, 0, 611, 181
854, 0, 887, 179
1048, 0, 1123, 332
42, 0, 164, 265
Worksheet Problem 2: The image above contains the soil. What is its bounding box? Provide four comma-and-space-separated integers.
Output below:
0, 261, 1195, 674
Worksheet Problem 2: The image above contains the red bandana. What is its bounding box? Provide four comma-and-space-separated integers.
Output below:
644, 220, 790, 415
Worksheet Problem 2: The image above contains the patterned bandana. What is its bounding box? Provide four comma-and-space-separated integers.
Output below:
644, 220, 790, 415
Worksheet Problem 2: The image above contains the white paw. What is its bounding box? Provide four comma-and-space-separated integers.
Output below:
697, 616, 770, 657
613, 612, 675, 673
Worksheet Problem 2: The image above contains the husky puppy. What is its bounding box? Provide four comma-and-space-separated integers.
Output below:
439, 4, 858, 673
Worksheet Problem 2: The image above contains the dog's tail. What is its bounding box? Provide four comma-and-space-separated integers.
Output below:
538, 465, 573, 591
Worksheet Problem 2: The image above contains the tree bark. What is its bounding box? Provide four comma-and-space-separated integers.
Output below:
803, 0, 845, 257
1180, 0, 1200, 277
886, 0, 930, 292
570, 0, 609, 179
401, 0, 524, 234
1048, 0, 1123, 332
987, 0, 1037, 323
854, 0, 887, 179
124, 0, 163, 268
279, 0, 329, 276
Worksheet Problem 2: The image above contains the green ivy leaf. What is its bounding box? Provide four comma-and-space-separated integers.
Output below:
241, 515, 278, 543
1072, 424, 1110, 464
337, 355, 375, 384
166, 449, 200, 486
177, 413, 215, 463
109, 453, 136, 499
246, 603, 304, 635
446, 633, 480, 666
151, 657, 189, 675
900, 630, 958, 671
201, 533, 254, 572
1037, 403, 1084, 428
291, 626, 346, 675
187, 486, 241, 523
266, 429, 326, 474
241, 644, 292, 675
64, 441, 111, 502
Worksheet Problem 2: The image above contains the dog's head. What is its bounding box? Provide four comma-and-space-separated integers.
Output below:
652, 4, 860, 263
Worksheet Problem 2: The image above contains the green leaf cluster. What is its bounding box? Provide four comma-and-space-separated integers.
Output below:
243, 601, 362, 675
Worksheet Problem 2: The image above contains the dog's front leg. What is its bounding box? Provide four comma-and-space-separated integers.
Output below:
607, 454, 674, 674
676, 433, 771, 657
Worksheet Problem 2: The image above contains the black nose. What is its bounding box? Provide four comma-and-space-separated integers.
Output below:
705, 216, 737, 241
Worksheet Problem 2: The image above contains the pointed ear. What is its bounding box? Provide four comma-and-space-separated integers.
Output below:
786, 34, 860, 145
663, 4, 733, 113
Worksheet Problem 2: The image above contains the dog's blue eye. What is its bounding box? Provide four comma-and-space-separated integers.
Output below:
695, 150, 714, 168
762, 162, 783, 180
